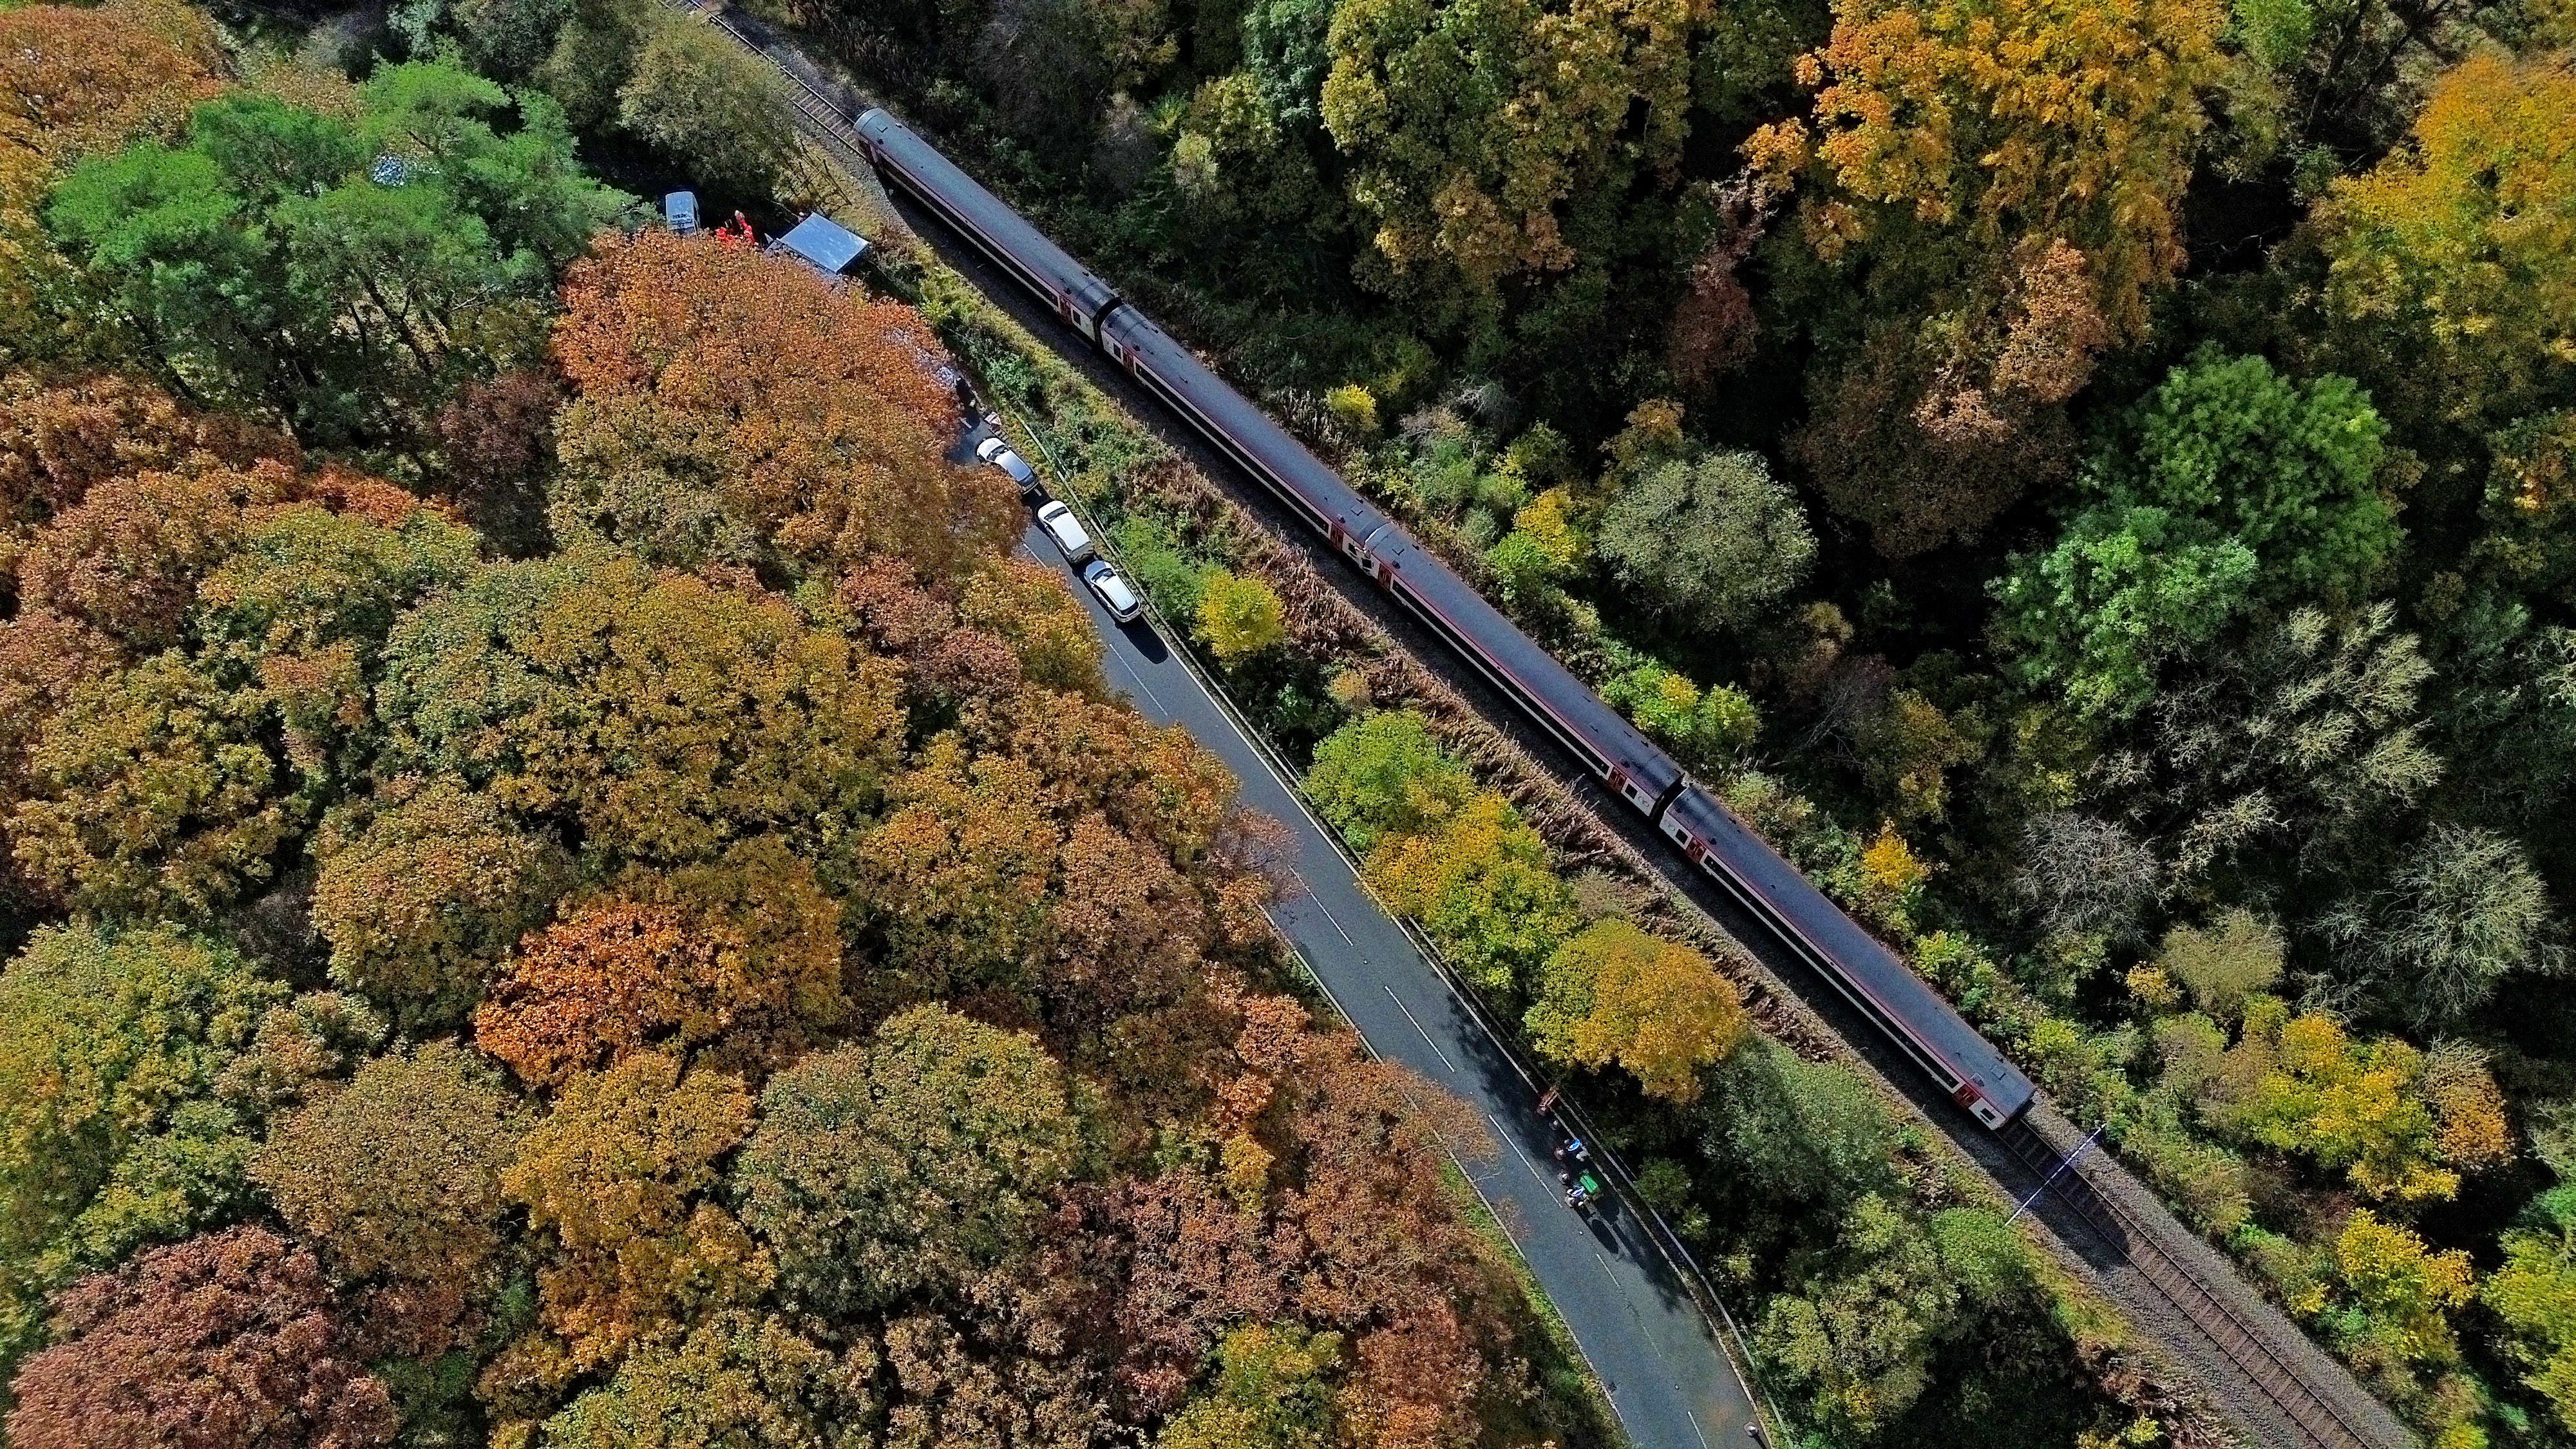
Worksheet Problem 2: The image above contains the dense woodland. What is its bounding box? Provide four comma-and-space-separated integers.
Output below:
6, 0, 2575, 1436
618, 0, 2576, 1423
475, 0, 2576, 1433
0, 8, 1663, 1446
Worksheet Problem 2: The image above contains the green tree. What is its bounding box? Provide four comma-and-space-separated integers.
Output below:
1757, 1196, 2022, 1441
1698, 1036, 1897, 1217
1987, 502, 2257, 717
731, 1006, 1079, 1316
1989, 354, 2396, 716
0, 923, 283, 1368
1302, 710, 1473, 854
309, 775, 573, 1030
359, 61, 628, 269
194, 504, 478, 677
47, 64, 627, 441
2094, 354, 2395, 604
377, 549, 904, 866
1195, 568, 1287, 664
1243, 0, 1338, 128
1604, 664, 1761, 774
43, 142, 283, 408
1596, 448, 1815, 627
616, 12, 799, 195
251, 1042, 526, 1314
1320, 0, 1703, 303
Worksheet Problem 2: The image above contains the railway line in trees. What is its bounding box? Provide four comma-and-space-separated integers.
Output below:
671, 5, 2417, 1443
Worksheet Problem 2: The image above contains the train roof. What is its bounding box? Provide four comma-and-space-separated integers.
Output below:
1663, 788, 2036, 1119
1100, 305, 1391, 543
1381, 543, 1684, 793
857, 110, 1118, 308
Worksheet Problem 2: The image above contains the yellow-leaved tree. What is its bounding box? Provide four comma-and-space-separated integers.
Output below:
1527, 920, 1745, 1101
1748, 0, 2225, 340
2313, 51, 2576, 433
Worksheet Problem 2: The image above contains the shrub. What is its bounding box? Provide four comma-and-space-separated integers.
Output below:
1303, 712, 1473, 853
1196, 568, 1287, 664
1325, 383, 1379, 437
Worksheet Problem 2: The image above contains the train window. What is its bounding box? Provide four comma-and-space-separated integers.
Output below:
1660, 818, 1691, 846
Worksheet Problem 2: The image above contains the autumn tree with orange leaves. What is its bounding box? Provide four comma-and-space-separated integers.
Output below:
550, 230, 1021, 580
475, 838, 842, 1086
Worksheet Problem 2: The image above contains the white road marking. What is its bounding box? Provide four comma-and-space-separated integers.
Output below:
1103, 639, 1170, 715
1491, 1112, 1551, 1188
1385, 985, 1457, 1073
1289, 867, 1356, 945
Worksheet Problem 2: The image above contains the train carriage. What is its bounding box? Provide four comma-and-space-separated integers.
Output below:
853, 105, 2036, 1131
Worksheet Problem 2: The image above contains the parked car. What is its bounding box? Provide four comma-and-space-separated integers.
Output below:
1036, 501, 1093, 562
977, 435, 1039, 495
1083, 560, 1142, 622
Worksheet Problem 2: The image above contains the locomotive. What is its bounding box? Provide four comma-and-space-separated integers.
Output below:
853, 107, 2036, 1130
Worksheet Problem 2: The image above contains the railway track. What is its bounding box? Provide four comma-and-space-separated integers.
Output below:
670, 0, 880, 176
1998, 1120, 2385, 1449
661, 8, 2414, 1443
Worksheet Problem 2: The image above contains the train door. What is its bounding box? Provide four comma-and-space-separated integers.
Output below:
1332, 520, 1391, 583
1959, 1088, 2006, 1128
1604, 765, 1656, 815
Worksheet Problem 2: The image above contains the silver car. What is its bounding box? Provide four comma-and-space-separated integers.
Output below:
977, 435, 1039, 495
1036, 500, 1094, 562
1083, 560, 1142, 622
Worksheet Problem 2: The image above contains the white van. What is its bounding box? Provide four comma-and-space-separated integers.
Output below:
1036, 501, 1093, 562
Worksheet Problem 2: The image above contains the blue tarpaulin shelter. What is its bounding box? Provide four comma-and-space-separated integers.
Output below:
772, 213, 869, 276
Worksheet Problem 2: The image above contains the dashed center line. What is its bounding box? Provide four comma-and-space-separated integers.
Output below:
1290, 868, 1356, 945
1103, 647, 1168, 715
1385, 985, 1457, 1073
1490, 1112, 1550, 1188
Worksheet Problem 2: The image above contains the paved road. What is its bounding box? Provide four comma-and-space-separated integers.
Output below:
1018, 514, 1761, 1449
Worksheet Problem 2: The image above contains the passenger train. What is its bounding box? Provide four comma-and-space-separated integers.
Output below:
853, 107, 2037, 1130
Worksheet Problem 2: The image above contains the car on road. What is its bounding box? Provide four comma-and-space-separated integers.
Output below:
1036, 500, 1094, 562
977, 435, 1039, 496
1082, 560, 1142, 622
